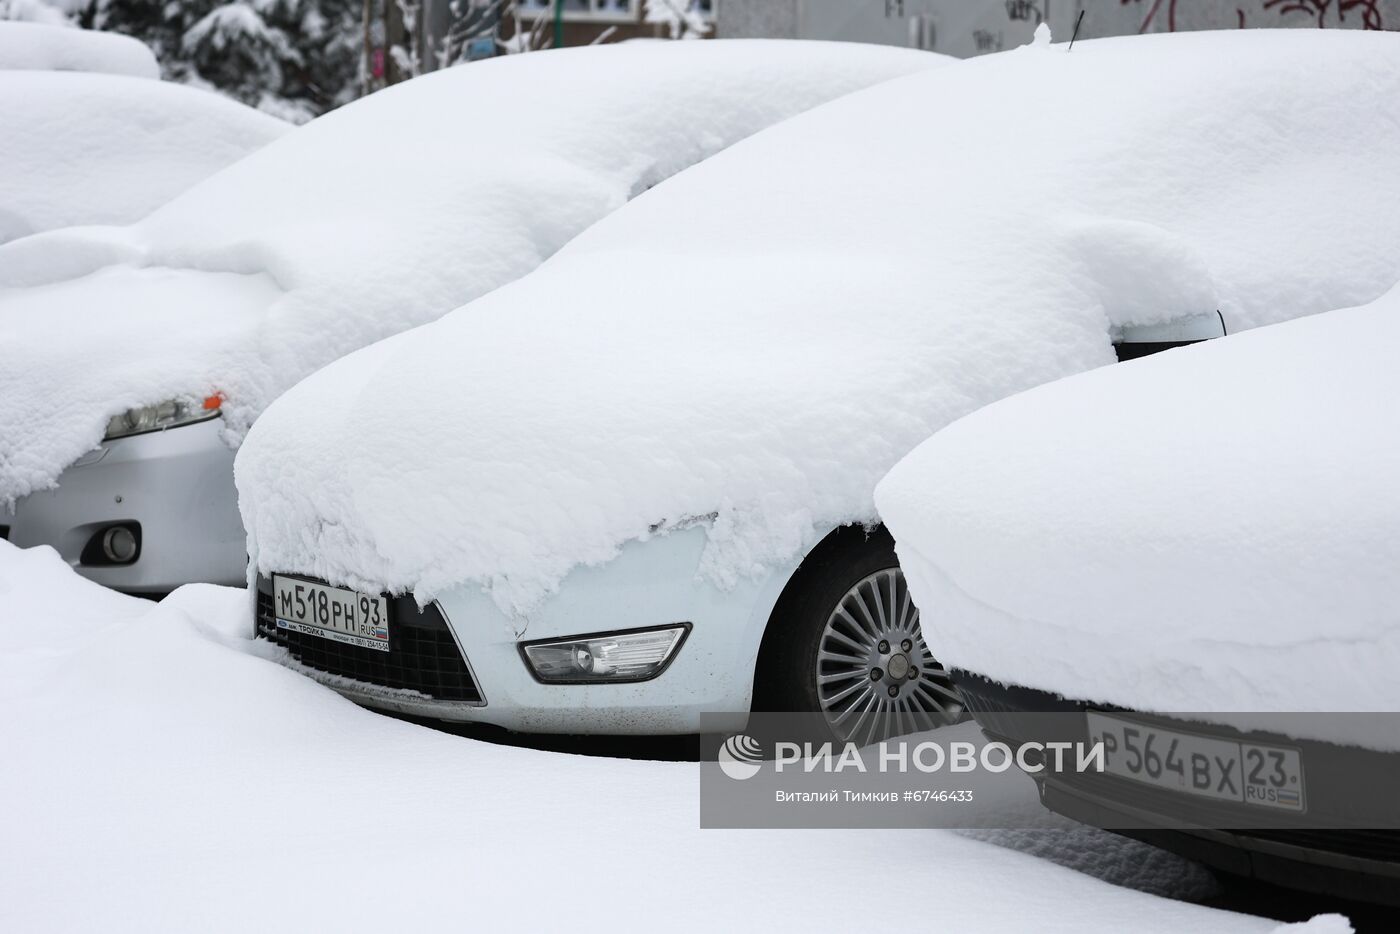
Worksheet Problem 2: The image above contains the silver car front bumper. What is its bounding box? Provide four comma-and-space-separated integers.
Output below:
4, 417, 247, 592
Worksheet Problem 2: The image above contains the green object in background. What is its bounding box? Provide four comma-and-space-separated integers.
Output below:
553, 0, 564, 48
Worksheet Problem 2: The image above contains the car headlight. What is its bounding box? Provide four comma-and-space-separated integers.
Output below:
103, 395, 222, 441
520, 624, 691, 684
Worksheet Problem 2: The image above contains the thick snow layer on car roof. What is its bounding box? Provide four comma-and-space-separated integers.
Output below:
0, 22, 159, 77
877, 286, 1400, 717
0, 71, 289, 244
0, 541, 1328, 932
0, 40, 943, 507
236, 28, 1400, 614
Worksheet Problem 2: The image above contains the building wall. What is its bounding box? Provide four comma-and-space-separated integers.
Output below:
718, 0, 1398, 57
719, 0, 800, 37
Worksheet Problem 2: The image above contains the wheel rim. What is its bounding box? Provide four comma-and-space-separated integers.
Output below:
815, 567, 962, 745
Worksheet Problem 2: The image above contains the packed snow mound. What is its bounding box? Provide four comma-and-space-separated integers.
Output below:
0, 40, 945, 506
235, 29, 1400, 614
0, 540, 1325, 932
0, 71, 288, 244
0, 22, 158, 77
876, 286, 1400, 715
0, 541, 146, 696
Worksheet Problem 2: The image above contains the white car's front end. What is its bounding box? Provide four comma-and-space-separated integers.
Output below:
253, 526, 795, 734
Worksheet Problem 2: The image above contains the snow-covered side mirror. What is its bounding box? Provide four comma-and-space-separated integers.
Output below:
1112, 311, 1226, 362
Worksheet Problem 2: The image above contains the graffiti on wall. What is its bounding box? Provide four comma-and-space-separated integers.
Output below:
716, 0, 1395, 59
943, 0, 1390, 61
1005, 0, 1046, 23
1127, 0, 1384, 33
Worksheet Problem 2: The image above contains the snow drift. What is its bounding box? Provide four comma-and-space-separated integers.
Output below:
0, 40, 945, 507
0, 21, 158, 77
876, 286, 1400, 715
0, 70, 288, 243
0, 540, 1335, 932
235, 29, 1400, 614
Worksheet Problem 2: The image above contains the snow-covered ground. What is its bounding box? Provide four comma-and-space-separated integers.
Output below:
876, 285, 1400, 721
0, 541, 1344, 932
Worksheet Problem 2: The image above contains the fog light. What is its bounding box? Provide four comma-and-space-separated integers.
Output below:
520, 624, 691, 684
102, 526, 138, 563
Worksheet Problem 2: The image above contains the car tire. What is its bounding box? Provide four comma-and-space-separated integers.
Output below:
752, 525, 963, 745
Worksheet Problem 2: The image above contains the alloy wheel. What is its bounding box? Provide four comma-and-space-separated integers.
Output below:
815, 567, 962, 745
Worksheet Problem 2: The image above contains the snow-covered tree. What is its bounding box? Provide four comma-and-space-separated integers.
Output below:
182, 2, 303, 113
386, 0, 420, 76
87, 0, 360, 121
643, 0, 708, 40
494, 0, 551, 54
437, 0, 512, 64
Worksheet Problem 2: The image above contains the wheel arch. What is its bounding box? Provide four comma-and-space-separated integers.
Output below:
750, 521, 894, 708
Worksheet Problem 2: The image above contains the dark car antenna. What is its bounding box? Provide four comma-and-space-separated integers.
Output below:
1068, 9, 1086, 51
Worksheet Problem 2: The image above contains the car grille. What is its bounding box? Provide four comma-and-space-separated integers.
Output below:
255, 577, 482, 703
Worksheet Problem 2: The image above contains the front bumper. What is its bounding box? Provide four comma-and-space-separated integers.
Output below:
255, 576, 487, 719
5, 418, 246, 592
254, 526, 797, 735
954, 672, 1400, 906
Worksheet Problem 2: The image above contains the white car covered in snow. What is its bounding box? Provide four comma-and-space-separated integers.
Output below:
0, 68, 288, 243
875, 286, 1400, 903
0, 21, 159, 78
235, 29, 1400, 739
0, 40, 943, 593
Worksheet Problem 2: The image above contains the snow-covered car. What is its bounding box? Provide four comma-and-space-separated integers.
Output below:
875, 286, 1400, 903
0, 69, 288, 243
0, 21, 158, 77
0, 40, 944, 594
235, 29, 1400, 739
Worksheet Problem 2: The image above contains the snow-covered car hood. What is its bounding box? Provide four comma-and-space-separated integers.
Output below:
877, 284, 1400, 716
236, 28, 1400, 616
0, 70, 288, 244
0, 40, 945, 506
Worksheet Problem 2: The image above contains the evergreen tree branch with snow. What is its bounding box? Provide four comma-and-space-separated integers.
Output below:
643, 0, 708, 40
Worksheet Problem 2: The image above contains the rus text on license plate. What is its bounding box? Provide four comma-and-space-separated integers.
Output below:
272, 576, 391, 653
1085, 712, 1304, 812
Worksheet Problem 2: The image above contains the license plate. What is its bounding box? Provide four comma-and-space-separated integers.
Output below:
272, 576, 391, 652
1086, 712, 1305, 812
